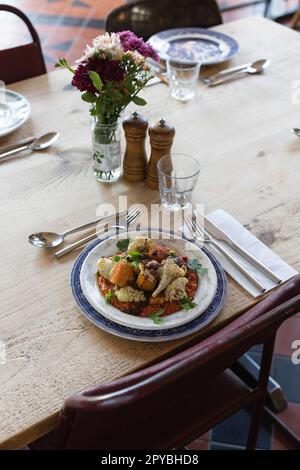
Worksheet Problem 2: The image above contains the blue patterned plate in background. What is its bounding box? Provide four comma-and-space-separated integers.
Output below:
71, 232, 227, 342
148, 27, 239, 65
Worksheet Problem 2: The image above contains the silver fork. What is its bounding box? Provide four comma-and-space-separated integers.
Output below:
54, 208, 141, 258
185, 215, 266, 294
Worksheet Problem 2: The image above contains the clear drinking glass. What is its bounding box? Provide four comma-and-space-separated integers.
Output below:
167, 60, 201, 101
157, 153, 201, 210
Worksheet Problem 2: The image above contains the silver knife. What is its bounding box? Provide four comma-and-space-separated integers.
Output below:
204, 217, 282, 284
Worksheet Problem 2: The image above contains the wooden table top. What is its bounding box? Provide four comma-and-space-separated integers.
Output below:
1, 16, 300, 449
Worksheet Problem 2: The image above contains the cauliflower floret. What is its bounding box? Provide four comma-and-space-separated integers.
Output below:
97, 257, 116, 280
165, 277, 188, 302
115, 286, 146, 303
152, 258, 187, 297
128, 236, 148, 252
138, 263, 156, 282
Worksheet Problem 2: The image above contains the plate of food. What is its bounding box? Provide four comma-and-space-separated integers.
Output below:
80, 230, 218, 330
0, 89, 31, 137
71, 230, 227, 342
148, 28, 239, 65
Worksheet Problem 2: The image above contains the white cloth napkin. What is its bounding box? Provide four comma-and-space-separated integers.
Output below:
186, 209, 298, 298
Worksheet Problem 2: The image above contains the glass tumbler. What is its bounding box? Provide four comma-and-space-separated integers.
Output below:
166, 60, 201, 101
157, 153, 201, 210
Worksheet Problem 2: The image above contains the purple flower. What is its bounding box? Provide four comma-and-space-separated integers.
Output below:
118, 30, 159, 62
72, 58, 124, 92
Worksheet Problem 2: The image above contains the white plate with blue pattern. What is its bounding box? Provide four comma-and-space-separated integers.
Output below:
0, 89, 30, 138
149, 27, 239, 65
71, 230, 227, 342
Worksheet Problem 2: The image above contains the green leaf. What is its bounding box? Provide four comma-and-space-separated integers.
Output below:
149, 309, 165, 325
104, 290, 115, 304
180, 297, 197, 311
112, 255, 121, 262
127, 251, 142, 262
187, 258, 208, 276
55, 57, 75, 74
116, 239, 130, 251
88, 71, 103, 91
96, 97, 104, 116
132, 96, 147, 106
81, 91, 97, 103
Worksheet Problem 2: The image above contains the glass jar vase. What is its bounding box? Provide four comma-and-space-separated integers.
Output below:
91, 120, 122, 182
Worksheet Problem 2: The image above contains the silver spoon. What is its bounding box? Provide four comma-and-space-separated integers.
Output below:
28, 210, 127, 248
0, 132, 59, 161
207, 59, 271, 86
291, 128, 300, 138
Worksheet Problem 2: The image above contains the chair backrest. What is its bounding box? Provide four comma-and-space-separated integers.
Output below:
53, 274, 300, 449
0, 4, 46, 84
106, 0, 223, 40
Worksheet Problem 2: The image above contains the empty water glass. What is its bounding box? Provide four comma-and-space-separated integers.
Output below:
158, 153, 201, 210
167, 60, 201, 101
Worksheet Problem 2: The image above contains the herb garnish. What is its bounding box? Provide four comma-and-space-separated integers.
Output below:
131, 260, 140, 269
188, 258, 208, 276
180, 297, 197, 311
149, 308, 165, 325
104, 290, 115, 304
127, 250, 142, 261
112, 255, 121, 262
116, 239, 130, 251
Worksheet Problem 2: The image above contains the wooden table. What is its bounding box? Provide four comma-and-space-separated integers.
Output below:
1, 16, 299, 450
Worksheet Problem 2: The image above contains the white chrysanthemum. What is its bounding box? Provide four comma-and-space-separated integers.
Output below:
125, 50, 145, 65
76, 32, 124, 63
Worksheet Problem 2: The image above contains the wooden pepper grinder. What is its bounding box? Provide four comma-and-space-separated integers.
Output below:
122, 111, 148, 182
146, 118, 175, 190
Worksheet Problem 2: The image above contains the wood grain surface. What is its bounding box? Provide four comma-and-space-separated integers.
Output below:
0, 17, 299, 449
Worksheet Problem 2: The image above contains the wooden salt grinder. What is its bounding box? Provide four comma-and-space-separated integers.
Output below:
122, 111, 148, 182
146, 118, 175, 190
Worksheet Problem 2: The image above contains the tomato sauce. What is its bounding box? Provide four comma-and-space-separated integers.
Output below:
97, 262, 199, 318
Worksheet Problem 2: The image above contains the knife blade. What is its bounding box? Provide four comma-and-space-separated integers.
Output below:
204, 216, 282, 284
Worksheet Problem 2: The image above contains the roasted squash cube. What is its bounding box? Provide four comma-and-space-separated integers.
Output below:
110, 261, 135, 287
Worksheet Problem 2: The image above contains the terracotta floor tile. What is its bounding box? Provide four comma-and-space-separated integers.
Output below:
272, 429, 298, 450
274, 317, 300, 357
272, 402, 300, 449
186, 431, 211, 450
187, 439, 209, 450
274, 403, 300, 435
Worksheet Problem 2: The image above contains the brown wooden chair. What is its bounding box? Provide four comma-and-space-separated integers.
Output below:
106, 0, 223, 41
30, 275, 300, 450
0, 4, 46, 84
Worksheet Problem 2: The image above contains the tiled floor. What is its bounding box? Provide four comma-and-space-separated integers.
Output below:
1, 0, 300, 451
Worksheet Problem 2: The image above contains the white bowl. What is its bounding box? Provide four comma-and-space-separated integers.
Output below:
80, 229, 218, 330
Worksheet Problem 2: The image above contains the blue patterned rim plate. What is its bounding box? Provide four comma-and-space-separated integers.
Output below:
148, 27, 239, 66
0, 89, 31, 138
71, 231, 227, 342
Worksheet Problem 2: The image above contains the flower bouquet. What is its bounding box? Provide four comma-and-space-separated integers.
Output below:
56, 31, 159, 182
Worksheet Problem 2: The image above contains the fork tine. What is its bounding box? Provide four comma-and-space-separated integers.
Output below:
184, 216, 196, 238
127, 208, 141, 225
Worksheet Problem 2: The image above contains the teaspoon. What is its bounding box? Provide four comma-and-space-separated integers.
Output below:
28, 210, 127, 248
0, 132, 59, 161
207, 59, 271, 86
